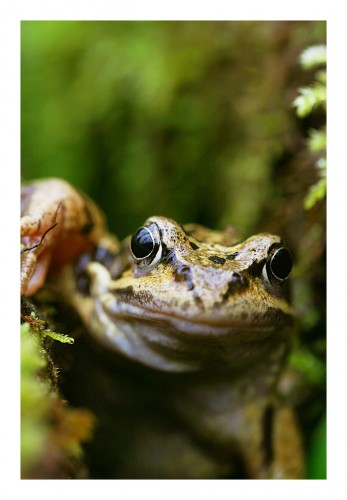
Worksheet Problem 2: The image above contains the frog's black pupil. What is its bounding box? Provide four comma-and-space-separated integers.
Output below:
131, 227, 154, 259
270, 248, 293, 280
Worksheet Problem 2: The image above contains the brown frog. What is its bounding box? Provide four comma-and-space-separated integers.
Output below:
21, 179, 304, 479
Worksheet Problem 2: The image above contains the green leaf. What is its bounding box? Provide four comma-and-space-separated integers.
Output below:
42, 330, 75, 344
300, 45, 326, 69
307, 129, 326, 153
316, 70, 326, 84
304, 177, 327, 210
293, 83, 326, 117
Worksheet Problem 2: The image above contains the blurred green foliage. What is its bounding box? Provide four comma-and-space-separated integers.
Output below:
21, 316, 95, 478
307, 414, 327, 479
21, 322, 49, 475
293, 44, 326, 210
22, 21, 325, 237
21, 21, 326, 479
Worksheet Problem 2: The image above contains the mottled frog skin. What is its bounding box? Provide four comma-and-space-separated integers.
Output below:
21, 180, 304, 479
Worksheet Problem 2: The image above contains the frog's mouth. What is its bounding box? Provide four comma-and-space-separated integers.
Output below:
99, 291, 293, 336
90, 293, 293, 375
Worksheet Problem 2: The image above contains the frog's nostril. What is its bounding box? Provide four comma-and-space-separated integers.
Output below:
173, 265, 194, 290
231, 271, 244, 284
221, 272, 248, 301
180, 266, 191, 274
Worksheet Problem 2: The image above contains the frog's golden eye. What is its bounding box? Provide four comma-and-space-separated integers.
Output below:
262, 247, 293, 286
130, 225, 162, 269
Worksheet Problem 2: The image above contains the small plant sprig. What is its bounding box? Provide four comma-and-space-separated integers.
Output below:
293, 44, 326, 209
23, 311, 74, 344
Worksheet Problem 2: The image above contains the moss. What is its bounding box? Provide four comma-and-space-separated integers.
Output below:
21, 316, 95, 478
21, 323, 50, 474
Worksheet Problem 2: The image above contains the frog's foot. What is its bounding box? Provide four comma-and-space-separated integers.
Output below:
20, 206, 61, 296
21, 246, 53, 296
20, 178, 108, 296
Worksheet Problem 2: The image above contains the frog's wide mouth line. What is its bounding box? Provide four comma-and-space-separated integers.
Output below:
101, 294, 291, 334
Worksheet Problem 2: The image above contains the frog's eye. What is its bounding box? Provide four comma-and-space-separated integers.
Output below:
130, 225, 162, 269
262, 247, 293, 286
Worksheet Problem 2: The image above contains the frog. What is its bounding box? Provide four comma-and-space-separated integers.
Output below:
21, 178, 304, 479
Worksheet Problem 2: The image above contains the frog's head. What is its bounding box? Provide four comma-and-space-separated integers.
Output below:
86, 216, 295, 372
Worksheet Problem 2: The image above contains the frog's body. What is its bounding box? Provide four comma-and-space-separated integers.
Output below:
58, 327, 302, 479
21, 179, 304, 479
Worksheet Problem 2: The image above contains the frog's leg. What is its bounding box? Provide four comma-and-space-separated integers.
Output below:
240, 402, 304, 479
269, 406, 305, 479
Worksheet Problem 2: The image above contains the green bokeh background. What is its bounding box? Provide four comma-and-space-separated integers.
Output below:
22, 20, 324, 237
21, 20, 326, 478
